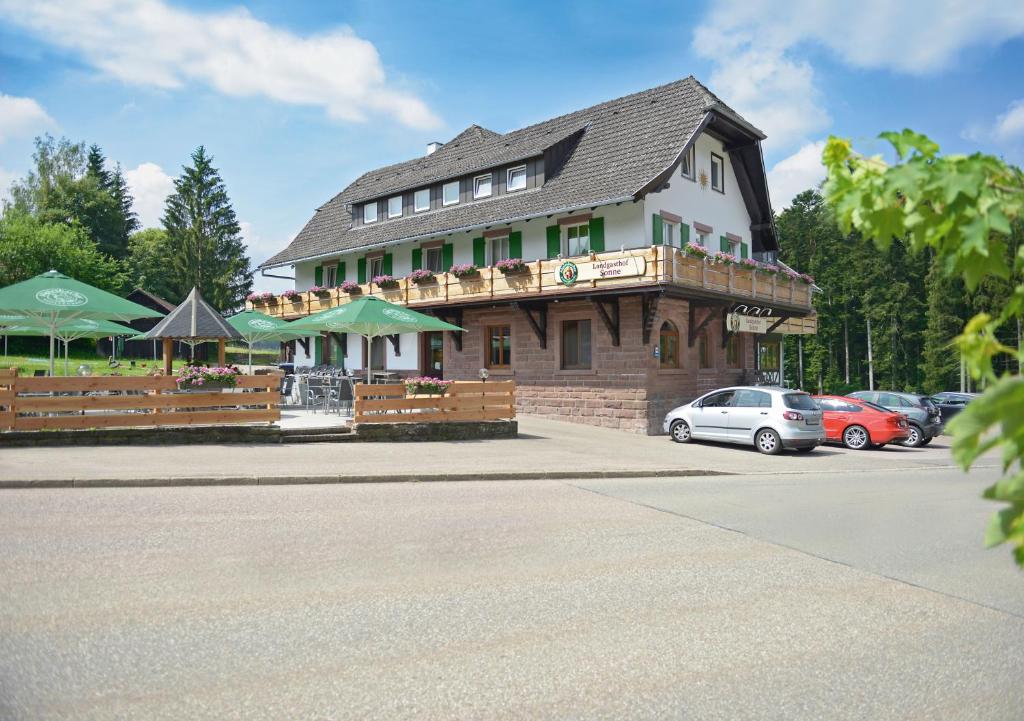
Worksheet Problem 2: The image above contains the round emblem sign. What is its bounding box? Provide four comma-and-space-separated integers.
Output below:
247, 318, 276, 330
76, 319, 99, 329
35, 288, 88, 307
557, 260, 579, 287
382, 308, 416, 323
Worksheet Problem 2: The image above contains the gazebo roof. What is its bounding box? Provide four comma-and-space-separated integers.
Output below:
139, 287, 241, 341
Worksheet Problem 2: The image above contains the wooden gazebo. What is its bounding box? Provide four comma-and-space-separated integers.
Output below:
138, 287, 242, 375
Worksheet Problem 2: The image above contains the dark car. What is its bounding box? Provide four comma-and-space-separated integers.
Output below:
929, 392, 978, 429
847, 391, 942, 447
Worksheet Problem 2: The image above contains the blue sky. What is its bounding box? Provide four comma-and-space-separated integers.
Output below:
1, 0, 1023, 291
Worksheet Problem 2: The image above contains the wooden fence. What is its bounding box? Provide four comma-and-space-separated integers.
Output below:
353, 380, 516, 424
0, 371, 280, 432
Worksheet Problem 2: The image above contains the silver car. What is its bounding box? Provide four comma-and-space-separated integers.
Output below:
663, 386, 825, 455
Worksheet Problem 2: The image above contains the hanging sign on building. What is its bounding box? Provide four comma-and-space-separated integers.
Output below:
557, 256, 647, 286
727, 313, 773, 334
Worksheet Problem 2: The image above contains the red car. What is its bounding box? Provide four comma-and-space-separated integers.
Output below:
812, 395, 911, 449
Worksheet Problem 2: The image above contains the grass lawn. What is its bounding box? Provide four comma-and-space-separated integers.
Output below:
2, 348, 280, 377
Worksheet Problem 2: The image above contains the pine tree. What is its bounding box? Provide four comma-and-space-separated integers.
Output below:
161, 146, 252, 309
85, 144, 111, 191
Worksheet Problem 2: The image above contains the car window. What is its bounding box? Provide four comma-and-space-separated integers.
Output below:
848, 391, 873, 402
702, 391, 735, 408
817, 398, 840, 410
843, 402, 863, 412
860, 400, 891, 413
783, 393, 817, 410
876, 393, 901, 406
733, 390, 772, 407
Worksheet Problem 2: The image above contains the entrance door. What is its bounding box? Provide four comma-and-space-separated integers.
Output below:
421, 331, 443, 378
756, 339, 781, 385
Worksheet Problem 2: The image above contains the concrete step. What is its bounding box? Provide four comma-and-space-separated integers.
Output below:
280, 426, 352, 437
282, 433, 355, 444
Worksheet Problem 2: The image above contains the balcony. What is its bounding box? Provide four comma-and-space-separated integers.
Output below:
248, 247, 815, 330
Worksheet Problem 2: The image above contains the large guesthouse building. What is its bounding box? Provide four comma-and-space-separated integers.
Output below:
254, 77, 816, 434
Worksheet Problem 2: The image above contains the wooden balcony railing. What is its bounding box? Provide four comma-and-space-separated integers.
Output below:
353, 380, 515, 424
248, 247, 814, 319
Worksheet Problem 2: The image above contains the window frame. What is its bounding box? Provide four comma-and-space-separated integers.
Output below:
473, 173, 493, 199
488, 234, 511, 265
565, 222, 591, 257
710, 152, 725, 193
387, 195, 403, 219
368, 256, 384, 279
560, 319, 592, 371
659, 321, 679, 369
442, 181, 460, 206
424, 246, 444, 274
323, 264, 337, 288
680, 144, 695, 180
698, 329, 713, 369
506, 165, 527, 192
726, 334, 742, 368
485, 325, 512, 369
363, 202, 378, 224
413, 188, 430, 213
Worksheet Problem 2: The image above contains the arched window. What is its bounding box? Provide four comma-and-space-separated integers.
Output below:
659, 321, 679, 368
698, 328, 713, 369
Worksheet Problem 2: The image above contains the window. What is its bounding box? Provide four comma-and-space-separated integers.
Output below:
323, 264, 337, 287
696, 232, 709, 247
414, 188, 430, 213
710, 152, 725, 193
726, 335, 742, 368
363, 202, 378, 224
680, 145, 695, 180
507, 165, 527, 192
733, 389, 772, 408
728, 236, 741, 256
566, 224, 590, 256
664, 222, 676, 248
368, 256, 384, 279
442, 181, 460, 206
561, 319, 591, 370
489, 235, 510, 265
473, 173, 492, 199
486, 325, 511, 368
388, 196, 403, 218
424, 246, 444, 273
698, 329, 712, 369
783, 393, 818, 410
701, 390, 734, 407
659, 321, 679, 369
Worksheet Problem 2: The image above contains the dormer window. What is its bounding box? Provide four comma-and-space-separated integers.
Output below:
710, 152, 725, 193
442, 181, 460, 206
414, 188, 430, 213
473, 173, 492, 199
363, 202, 378, 224
388, 195, 403, 218
507, 165, 527, 192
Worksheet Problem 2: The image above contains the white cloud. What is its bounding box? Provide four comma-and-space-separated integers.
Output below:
693, 0, 1024, 151
0, 94, 55, 143
0, 167, 18, 205
767, 141, 826, 210
123, 161, 174, 228
0, 0, 441, 130
993, 100, 1024, 142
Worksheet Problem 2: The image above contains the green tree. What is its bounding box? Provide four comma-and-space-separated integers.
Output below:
0, 209, 125, 291
824, 130, 1024, 566
922, 260, 969, 393
85, 144, 111, 191
161, 146, 252, 309
8, 135, 88, 217
126, 228, 177, 301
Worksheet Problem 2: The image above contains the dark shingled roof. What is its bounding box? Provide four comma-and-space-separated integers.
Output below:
140, 287, 241, 340
261, 76, 768, 269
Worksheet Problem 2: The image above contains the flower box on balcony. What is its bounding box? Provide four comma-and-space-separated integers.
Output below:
450, 263, 480, 280
309, 285, 332, 297
281, 289, 302, 302
340, 281, 362, 295
176, 365, 240, 391
373, 275, 400, 290
408, 269, 436, 285
495, 258, 528, 275
405, 376, 453, 396
246, 291, 276, 305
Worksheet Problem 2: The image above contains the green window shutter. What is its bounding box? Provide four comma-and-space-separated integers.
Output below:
313, 333, 322, 364
357, 257, 367, 284
472, 237, 486, 266
589, 217, 605, 253
382, 253, 393, 276
508, 231, 522, 259
546, 225, 560, 258
740, 243, 748, 260
336, 261, 345, 284
652, 214, 663, 245
680, 222, 690, 246
314, 265, 323, 286
720, 236, 730, 253
411, 248, 422, 271
442, 243, 454, 271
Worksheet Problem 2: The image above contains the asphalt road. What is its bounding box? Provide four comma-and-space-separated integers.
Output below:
1, 463, 1021, 720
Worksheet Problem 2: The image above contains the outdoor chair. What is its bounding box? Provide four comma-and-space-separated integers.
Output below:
306, 384, 326, 413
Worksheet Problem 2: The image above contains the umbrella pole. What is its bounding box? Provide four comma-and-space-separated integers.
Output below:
49, 329, 55, 377
366, 335, 372, 385
64, 339, 69, 376
248, 342, 253, 375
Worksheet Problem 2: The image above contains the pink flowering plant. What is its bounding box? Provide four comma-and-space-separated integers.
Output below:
246, 291, 275, 304
450, 263, 480, 279
405, 376, 453, 395
711, 251, 737, 266
309, 285, 332, 296
495, 258, 528, 274
682, 243, 710, 259
408, 269, 436, 285
340, 280, 361, 294
281, 288, 302, 300
738, 258, 761, 270
176, 365, 241, 389
373, 274, 399, 289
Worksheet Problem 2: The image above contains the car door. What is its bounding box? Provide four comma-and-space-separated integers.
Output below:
727, 389, 772, 442
691, 390, 735, 440
819, 399, 846, 440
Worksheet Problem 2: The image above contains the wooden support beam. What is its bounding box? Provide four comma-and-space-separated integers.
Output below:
766, 315, 790, 334
162, 337, 173, 376
590, 297, 620, 346
387, 334, 401, 356
641, 293, 660, 345
296, 336, 310, 356
437, 309, 463, 352
217, 338, 226, 366
688, 304, 718, 347
513, 301, 547, 349
721, 307, 735, 349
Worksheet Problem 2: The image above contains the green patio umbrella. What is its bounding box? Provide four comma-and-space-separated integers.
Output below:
287, 296, 464, 383
227, 310, 318, 373
2, 318, 137, 375
0, 271, 163, 376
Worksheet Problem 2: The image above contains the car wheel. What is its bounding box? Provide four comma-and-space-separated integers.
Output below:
842, 425, 870, 450
670, 419, 692, 443
755, 428, 782, 455
900, 424, 924, 448
919, 437, 933, 446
